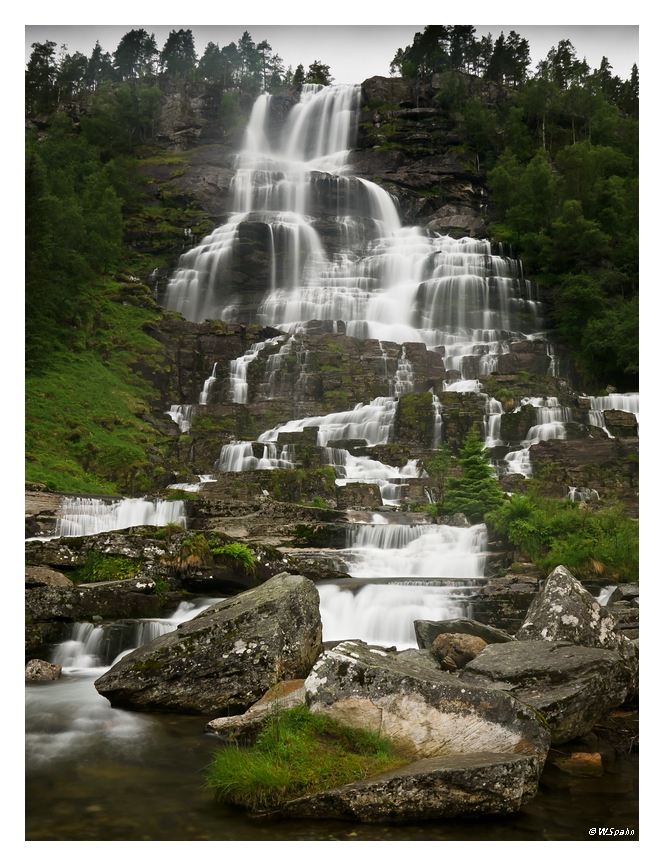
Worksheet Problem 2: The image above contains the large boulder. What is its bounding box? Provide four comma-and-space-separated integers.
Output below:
25, 567, 73, 589
516, 565, 637, 692
95, 573, 322, 715
274, 752, 540, 823
459, 640, 632, 744
305, 640, 550, 767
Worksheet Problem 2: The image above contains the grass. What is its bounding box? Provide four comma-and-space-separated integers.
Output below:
211, 542, 257, 571
206, 705, 407, 812
25, 281, 176, 495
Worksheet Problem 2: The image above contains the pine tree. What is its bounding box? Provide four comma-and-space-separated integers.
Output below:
443, 428, 504, 523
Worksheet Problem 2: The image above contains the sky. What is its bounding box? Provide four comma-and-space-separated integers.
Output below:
24, 24, 639, 84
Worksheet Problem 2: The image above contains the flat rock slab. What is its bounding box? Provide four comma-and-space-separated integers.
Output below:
459, 640, 632, 744
273, 752, 540, 823
95, 573, 321, 715
25, 579, 165, 623
305, 640, 550, 766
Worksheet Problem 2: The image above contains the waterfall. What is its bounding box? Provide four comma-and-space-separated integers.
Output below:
52, 497, 186, 538
198, 362, 218, 405
166, 404, 194, 433
588, 393, 639, 436
503, 397, 570, 477
318, 522, 486, 648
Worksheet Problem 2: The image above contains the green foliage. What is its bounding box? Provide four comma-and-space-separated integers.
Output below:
72, 552, 141, 584
442, 428, 504, 523
309, 496, 329, 509
211, 543, 257, 571
206, 705, 406, 811
424, 445, 452, 512
486, 493, 638, 582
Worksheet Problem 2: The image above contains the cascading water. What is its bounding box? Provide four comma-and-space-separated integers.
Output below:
26, 599, 222, 769
49, 496, 186, 539
503, 397, 571, 477
158, 83, 550, 648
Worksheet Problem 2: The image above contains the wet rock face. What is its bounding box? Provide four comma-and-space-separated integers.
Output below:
274, 752, 541, 823
305, 640, 550, 767
94, 573, 322, 715
459, 640, 632, 744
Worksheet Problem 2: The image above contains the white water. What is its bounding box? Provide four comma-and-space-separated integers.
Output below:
26, 599, 222, 769
503, 397, 570, 477
50, 497, 186, 539
588, 393, 639, 437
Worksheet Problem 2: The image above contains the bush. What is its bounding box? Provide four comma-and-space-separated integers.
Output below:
206, 705, 406, 811
485, 493, 638, 582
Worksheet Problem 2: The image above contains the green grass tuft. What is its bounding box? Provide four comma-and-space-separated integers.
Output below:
206, 705, 407, 811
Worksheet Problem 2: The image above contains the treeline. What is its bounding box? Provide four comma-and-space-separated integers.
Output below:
391, 27, 638, 391
26, 28, 333, 116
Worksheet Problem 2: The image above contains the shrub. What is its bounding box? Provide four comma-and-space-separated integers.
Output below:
485, 493, 638, 582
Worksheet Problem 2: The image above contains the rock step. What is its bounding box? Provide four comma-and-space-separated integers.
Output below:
272, 752, 540, 822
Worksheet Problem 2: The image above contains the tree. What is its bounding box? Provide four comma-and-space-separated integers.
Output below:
306, 61, 333, 85
113, 29, 151, 79
198, 42, 224, 82
160, 29, 197, 78
85, 41, 114, 91
442, 428, 504, 523
293, 63, 305, 88
26, 41, 57, 115
56, 51, 89, 101
425, 445, 452, 514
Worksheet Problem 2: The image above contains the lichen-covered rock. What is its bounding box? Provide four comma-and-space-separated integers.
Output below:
273, 752, 540, 823
459, 640, 632, 744
26, 658, 62, 681
95, 573, 322, 715
206, 679, 307, 741
305, 640, 550, 766
336, 483, 383, 510
430, 633, 487, 671
415, 617, 514, 649
516, 565, 637, 692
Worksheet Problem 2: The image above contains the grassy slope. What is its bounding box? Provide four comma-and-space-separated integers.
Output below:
25, 279, 171, 494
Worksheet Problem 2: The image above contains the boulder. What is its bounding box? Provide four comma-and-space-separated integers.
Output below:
95, 573, 322, 715
305, 640, 550, 766
25, 658, 62, 681
206, 679, 307, 741
25, 566, 73, 589
459, 640, 632, 744
274, 752, 540, 823
516, 565, 637, 692
430, 633, 487, 671
414, 617, 514, 649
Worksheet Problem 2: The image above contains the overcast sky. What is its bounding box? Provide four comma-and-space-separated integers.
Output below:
25, 24, 639, 83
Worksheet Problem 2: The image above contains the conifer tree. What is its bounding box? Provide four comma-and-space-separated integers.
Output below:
443, 428, 504, 523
